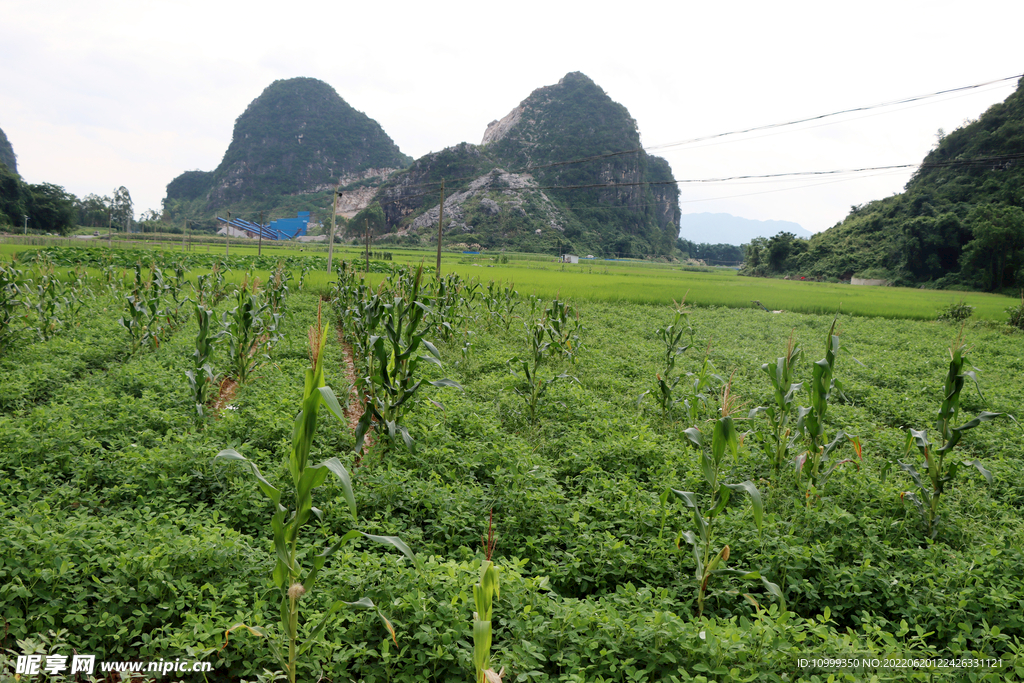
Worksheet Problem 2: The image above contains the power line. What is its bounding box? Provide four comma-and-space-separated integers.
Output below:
370, 72, 1021, 198
643, 74, 1022, 152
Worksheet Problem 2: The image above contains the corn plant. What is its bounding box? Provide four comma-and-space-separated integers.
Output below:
216, 308, 417, 683
267, 261, 291, 315
472, 513, 502, 683
639, 308, 695, 415
897, 336, 1006, 539
167, 263, 190, 323
682, 342, 723, 423
297, 262, 312, 291
749, 332, 803, 474
483, 280, 520, 329
355, 265, 462, 452
185, 301, 221, 419
28, 269, 68, 341
792, 319, 859, 498
207, 262, 228, 305
62, 268, 91, 326
222, 277, 270, 384
0, 262, 27, 354
510, 320, 571, 424
543, 298, 584, 364
672, 385, 782, 617
424, 272, 469, 343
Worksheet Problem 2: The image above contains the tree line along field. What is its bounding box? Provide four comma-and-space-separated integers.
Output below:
1, 246, 1024, 682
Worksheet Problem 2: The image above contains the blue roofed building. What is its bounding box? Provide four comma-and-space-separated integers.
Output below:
215, 211, 310, 240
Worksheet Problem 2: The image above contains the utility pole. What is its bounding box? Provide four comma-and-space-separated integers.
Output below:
258, 211, 264, 257
183, 218, 187, 252
327, 188, 340, 272
226, 211, 231, 257
23, 215, 27, 235
364, 219, 370, 273
435, 179, 444, 277
108, 197, 113, 248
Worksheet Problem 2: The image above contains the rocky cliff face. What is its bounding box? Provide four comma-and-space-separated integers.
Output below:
163, 77, 411, 217
371, 72, 680, 256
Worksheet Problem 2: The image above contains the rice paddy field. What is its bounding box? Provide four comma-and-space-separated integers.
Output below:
2, 239, 1017, 321
2, 242, 1024, 682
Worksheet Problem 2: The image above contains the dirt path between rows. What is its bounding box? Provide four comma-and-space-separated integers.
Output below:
211, 377, 238, 412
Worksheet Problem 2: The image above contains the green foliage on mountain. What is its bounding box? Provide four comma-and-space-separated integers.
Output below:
748, 76, 1024, 292
162, 78, 411, 221
372, 73, 680, 257
0, 125, 16, 174
0, 163, 77, 234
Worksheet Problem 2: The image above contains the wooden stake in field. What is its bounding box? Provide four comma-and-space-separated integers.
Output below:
436, 179, 444, 277
327, 188, 340, 272
226, 211, 231, 257
258, 210, 264, 257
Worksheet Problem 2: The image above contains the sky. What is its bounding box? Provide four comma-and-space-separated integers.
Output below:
2, 0, 1022, 233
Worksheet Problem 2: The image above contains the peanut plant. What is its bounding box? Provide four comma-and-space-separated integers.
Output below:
897, 336, 1005, 539
216, 307, 417, 683
672, 384, 782, 617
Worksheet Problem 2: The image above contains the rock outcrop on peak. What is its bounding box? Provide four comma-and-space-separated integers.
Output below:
367, 72, 680, 257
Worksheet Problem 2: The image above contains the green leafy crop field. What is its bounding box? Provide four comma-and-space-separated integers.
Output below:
2, 248, 1023, 682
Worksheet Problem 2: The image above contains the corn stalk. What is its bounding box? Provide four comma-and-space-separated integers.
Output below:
216, 306, 418, 683
897, 335, 1006, 539
750, 332, 803, 474
0, 262, 27, 354
793, 318, 859, 498
472, 513, 501, 683
672, 384, 782, 617
222, 278, 268, 384
355, 265, 462, 452
185, 301, 222, 419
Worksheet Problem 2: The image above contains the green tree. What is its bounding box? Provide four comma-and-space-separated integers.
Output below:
0, 163, 28, 227
111, 186, 133, 232
348, 202, 386, 238
75, 193, 111, 227
960, 205, 1024, 291
27, 183, 76, 235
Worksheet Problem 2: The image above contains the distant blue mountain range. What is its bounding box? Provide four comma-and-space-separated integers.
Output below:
678, 212, 811, 246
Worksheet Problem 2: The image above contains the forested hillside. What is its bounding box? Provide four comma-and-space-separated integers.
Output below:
745, 76, 1024, 292
0, 125, 16, 174
162, 78, 411, 225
